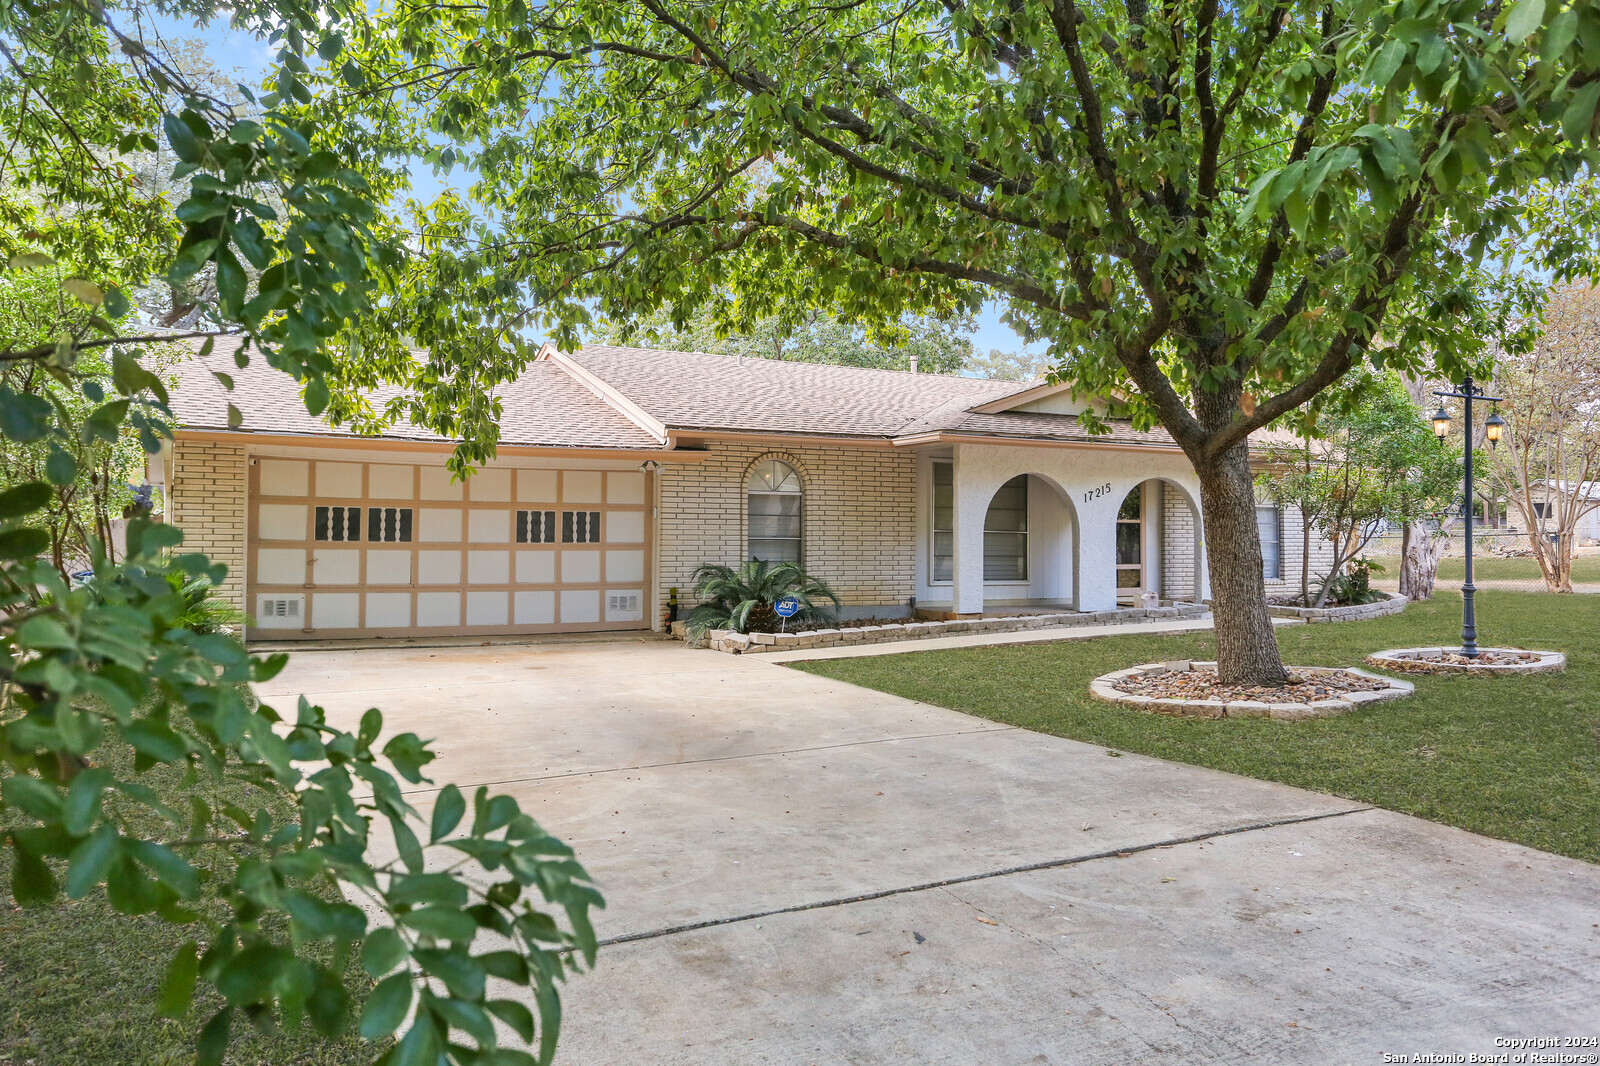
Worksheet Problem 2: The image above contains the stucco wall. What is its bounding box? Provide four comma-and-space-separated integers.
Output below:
657, 442, 917, 617
169, 437, 247, 615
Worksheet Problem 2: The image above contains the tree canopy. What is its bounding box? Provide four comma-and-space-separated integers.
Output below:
308, 0, 1600, 682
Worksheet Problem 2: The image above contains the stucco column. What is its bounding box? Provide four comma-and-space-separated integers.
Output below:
1193, 493, 1211, 602
951, 447, 987, 616
1076, 495, 1120, 612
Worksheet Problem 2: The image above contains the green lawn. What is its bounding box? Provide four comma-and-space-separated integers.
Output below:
0, 729, 374, 1066
792, 591, 1600, 864
1366, 554, 1600, 583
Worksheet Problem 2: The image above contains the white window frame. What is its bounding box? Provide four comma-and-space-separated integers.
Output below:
1257, 504, 1283, 580
931, 461, 953, 584
746, 459, 804, 563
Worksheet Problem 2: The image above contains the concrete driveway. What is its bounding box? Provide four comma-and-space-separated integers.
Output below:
260, 639, 1600, 1065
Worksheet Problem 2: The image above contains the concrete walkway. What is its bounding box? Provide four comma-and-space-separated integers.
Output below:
762, 613, 1302, 662
260, 641, 1600, 1065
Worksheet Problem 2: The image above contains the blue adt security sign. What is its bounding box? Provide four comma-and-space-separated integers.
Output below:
774, 595, 802, 618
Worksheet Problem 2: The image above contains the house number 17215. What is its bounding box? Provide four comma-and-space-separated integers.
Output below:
1083, 483, 1113, 502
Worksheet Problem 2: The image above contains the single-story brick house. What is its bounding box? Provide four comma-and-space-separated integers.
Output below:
157, 340, 1330, 640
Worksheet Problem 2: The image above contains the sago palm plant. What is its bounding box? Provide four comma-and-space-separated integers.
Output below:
684, 559, 841, 640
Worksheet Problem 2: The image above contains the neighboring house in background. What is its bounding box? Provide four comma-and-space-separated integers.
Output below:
1452, 482, 1600, 544
156, 341, 1333, 640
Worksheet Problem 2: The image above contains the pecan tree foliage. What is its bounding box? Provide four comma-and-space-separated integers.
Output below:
0, 2, 598, 1063
318, 0, 1600, 683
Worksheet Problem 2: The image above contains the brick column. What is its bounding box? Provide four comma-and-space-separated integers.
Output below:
169, 439, 248, 616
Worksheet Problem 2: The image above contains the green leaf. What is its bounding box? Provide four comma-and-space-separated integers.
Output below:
1561, 80, 1600, 145
0, 388, 53, 442
477, 951, 530, 985
10, 842, 57, 903
3, 773, 64, 820
128, 840, 200, 898
390, 872, 469, 908
62, 768, 110, 835
359, 972, 415, 1039
411, 946, 486, 999
196, 1007, 233, 1066
383, 733, 436, 784
398, 905, 478, 942
103, 285, 131, 319
45, 445, 77, 486
163, 113, 204, 163
1365, 39, 1407, 87
168, 238, 219, 283
215, 248, 247, 316
487, 999, 536, 1043
66, 824, 120, 897
124, 720, 189, 763
1505, 0, 1545, 42
361, 926, 411, 976
393, 1017, 441, 1066
158, 941, 200, 1017
430, 784, 466, 842
0, 527, 50, 560
0, 482, 51, 518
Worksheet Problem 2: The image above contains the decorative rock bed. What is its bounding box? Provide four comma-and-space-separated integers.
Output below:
1364, 647, 1566, 675
691, 602, 1211, 655
1266, 591, 1409, 624
1089, 660, 1414, 719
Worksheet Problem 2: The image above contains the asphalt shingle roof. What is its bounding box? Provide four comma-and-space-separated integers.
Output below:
565, 345, 1030, 437
166, 337, 1191, 450
565, 344, 1181, 446
166, 337, 664, 449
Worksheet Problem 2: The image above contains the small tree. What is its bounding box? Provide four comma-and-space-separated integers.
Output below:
1259, 374, 1457, 605
1484, 284, 1600, 592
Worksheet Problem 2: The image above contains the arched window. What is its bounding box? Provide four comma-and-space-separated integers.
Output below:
747, 459, 803, 562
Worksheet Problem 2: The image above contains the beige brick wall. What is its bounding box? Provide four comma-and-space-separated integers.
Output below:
1162, 485, 1199, 600
659, 443, 916, 616
170, 438, 247, 614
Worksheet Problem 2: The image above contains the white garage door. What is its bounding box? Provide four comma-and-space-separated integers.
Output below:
247, 457, 649, 638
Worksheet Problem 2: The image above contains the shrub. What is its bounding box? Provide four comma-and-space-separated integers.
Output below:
1325, 556, 1386, 606
684, 559, 840, 640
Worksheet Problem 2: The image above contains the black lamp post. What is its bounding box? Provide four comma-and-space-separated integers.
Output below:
1430, 375, 1505, 658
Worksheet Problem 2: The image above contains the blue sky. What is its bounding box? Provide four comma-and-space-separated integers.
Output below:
159, 13, 1036, 357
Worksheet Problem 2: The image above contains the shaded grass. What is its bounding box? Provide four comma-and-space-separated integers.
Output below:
792, 591, 1600, 864
0, 728, 374, 1066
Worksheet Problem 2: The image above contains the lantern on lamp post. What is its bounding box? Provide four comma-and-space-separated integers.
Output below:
1430, 376, 1504, 658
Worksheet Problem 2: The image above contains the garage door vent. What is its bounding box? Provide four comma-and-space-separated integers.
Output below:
607, 593, 639, 613
255, 594, 306, 629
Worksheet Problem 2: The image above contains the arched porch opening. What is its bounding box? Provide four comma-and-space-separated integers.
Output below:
1113, 478, 1205, 606
973, 472, 1080, 614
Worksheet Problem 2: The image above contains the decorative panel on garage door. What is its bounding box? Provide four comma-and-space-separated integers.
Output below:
249, 459, 649, 637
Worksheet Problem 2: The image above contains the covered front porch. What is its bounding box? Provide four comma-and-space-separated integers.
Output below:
912, 441, 1210, 617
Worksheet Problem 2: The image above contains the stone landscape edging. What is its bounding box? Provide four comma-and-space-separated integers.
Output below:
1088, 659, 1414, 720
1267, 591, 1409, 623
693, 603, 1211, 655
1363, 647, 1567, 675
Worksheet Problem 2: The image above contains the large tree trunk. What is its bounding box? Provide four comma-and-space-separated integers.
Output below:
1195, 438, 1290, 686
1400, 521, 1444, 600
